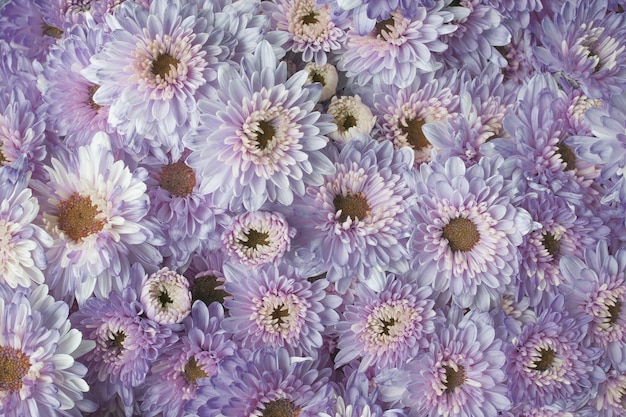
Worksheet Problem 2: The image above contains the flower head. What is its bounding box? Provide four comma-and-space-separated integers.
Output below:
0, 284, 95, 417
185, 40, 335, 211
140, 267, 192, 326
327, 95, 376, 144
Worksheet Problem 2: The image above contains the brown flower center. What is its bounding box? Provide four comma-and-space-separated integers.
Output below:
374, 17, 395, 38
190, 275, 229, 306
158, 290, 173, 308
379, 318, 396, 336
301, 10, 319, 25
608, 300, 622, 325
152, 53, 179, 78
255, 120, 276, 150
0, 148, 7, 166
541, 232, 560, 257
337, 114, 357, 133
43, 24, 63, 39
108, 331, 126, 353
309, 71, 325, 85
533, 347, 556, 372
442, 217, 480, 252
261, 399, 301, 417
0, 346, 30, 393
160, 160, 196, 197
87, 84, 102, 111
239, 229, 270, 249
57, 193, 104, 241
556, 143, 577, 171
184, 356, 208, 385
443, 364, 466, 393
271, 304, 290, 325
401, 117, 430, 152
333, 192, 370, 223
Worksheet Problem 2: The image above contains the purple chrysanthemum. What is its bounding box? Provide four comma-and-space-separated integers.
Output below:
320, 0, 422, 35
143, 150, 225, 268
140, 301, 236, 417
0, 39, 43, 107
221, 262, 340, 356
0, 88, 47, 180
338, 4, 456, 88
533, 0, 626, 100
0, 284, 95, 417
568, 93, 626, 204
407, 155, 531, 310
139, 267, 192, 326
289, 135, 415, 292
262, 0, 347, 65
517, 190, 609, 306
185, 40, 336, 212
560, 241, 626, 371
368, 69, 460, 166
334, 273, 437, 372
39, 23, 123, 150
0, 161, 51, 289
504, 296, 604, 409
32, 132, 163, 304
192, 347, 334, 417
70, 285, 174, 416
377, 311, 511, 417
82, 0, 228, 159
222, 210, 295, 267
583, 368, 626, 417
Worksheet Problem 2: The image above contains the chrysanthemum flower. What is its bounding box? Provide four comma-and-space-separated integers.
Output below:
70, 285, 174, 415
141, 301, 236, 417
192, 347, 334, 417
143, 150, 225, 268
184, 40, 335, 212
0, 88, 47, 179
368, 70, 460, 166
0, 39, 43, 107
139, 267, 192, 326
517, 190, 609, 306
407, 155, 531, 310
222, 210, 295, 267
82, 0, 228, 159
221, 262, 341, 356
377, 311, 511, 417
568, 93, 626, 204
263, 0, 347, 65
339, 5, 456, 88
0, 284, 95, 417
289, 135, 415, 292
560, 241, 626, 371
584, 368, 626, 417
33, 132, 163, 304
533, 0, 626, 100
504, 296, 604, 409
303, 62, 339, 101
39, 23, 123, 151
334, 273, 437, 372
327, 95, 376, 144
0, 162, 51, 289
319, 0, 421, 35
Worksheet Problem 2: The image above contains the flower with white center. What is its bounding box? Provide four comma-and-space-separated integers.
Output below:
222, 210, 295, 267
304, 62, 339, 101
140, 267, 192, 325
263, 0, 347, 65
327, 95, 376, 144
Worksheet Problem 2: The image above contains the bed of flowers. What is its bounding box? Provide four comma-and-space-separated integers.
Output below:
2, 0, 626, 416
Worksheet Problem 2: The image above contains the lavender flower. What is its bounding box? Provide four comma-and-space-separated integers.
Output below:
221, 262, 341, 356
0, 284, 95, 417
139, 267, 192, 326
221, 210, 295, 268
407, 155, 531, 310
141, 301, 236, 417
334, 273, 437, 372
32, 132, 163, 304
70, 284, 174, 416
377, 311, 511, 417
289, 135, 415, 292
560, 241, 626, 371
184, 40, 335, 211
193, 347, 334, 417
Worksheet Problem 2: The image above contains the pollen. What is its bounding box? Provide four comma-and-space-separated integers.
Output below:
333, 192, 371, 223
160, 160, 196, 197
261, 399, 301, 417
57, 193, 104, 242
183, 356, 208, 385
152, 53, 180, 78
443, 364, 467, 393
0, 346, 30, 393
442, 217, 480, 252
401, 117, 431, 152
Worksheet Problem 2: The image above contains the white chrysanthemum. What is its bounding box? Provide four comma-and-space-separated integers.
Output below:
304, 62, 339, 101
140, 267, 192, 325
327, 95, 376, 144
